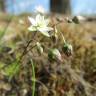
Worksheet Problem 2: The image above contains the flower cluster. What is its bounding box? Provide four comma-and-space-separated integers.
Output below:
28, 14, 53, 37
28, 13, 73, 59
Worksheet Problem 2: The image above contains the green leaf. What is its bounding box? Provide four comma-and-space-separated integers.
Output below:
0, 30, 6, 42
0, 62, 5, 69
0, 15, 13, 43
4, 61, 20, 80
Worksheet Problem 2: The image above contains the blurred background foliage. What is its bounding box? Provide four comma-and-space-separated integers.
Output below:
0, 0, 96, 96
0, 13, 95, 96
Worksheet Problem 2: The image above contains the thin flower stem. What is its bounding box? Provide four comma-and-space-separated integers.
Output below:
52, 22, 62, 28
19, 39, 33, 60
25, 45, 36, 55
30, 59, 35, 96
53, 22, 66, 44
19, 32, 37, 62
60, 31, 66, 43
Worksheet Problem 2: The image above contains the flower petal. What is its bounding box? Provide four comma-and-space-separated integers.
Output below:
28, 26, 37, 31
36, 14, 44, 24
28, 16, 36, 26
39, 27, 53, 32
35, 5, 45, 14
44, 19, 50, 26
38, 27, 53, 37
38, 29, 50, 37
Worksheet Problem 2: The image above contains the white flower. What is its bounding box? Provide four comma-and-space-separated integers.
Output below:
28, 14, 53, 37
35, 5, 45, 14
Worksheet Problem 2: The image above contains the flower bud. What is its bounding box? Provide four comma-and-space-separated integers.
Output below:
48, 48, 62, 62
36, 42, 43, 55
72, 16, 86, 24
72, 16, 80, 24
62, 43, 73, 57
66, 17, 73, 23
